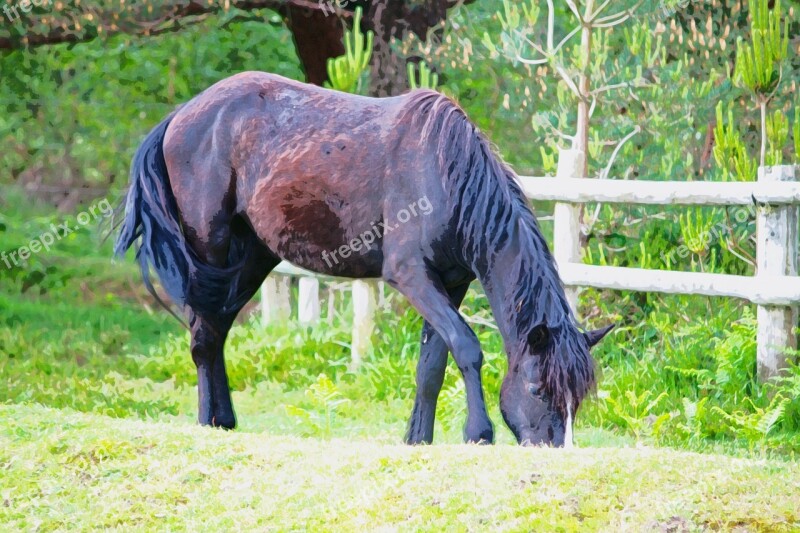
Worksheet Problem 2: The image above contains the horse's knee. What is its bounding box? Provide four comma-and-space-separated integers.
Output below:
449, 333, 483, 371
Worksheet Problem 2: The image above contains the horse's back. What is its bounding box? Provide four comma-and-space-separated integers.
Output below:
162, 72, 433, 278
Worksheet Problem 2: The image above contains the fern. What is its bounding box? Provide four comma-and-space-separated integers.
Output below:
711, 395, 789, 449
602, 390, 669, 441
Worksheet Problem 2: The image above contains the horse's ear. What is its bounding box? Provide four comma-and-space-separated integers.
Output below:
584, 324, 615, 348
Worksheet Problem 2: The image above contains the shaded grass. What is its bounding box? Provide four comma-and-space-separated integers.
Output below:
1, 403, 798, 532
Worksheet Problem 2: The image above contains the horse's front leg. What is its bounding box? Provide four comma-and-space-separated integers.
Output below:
386, 267, 493, 444
405, 283, 470, 445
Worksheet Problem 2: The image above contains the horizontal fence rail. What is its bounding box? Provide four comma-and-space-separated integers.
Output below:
560, 264, 800, 306
272, 262, 350, 280
516, 176, 800, 205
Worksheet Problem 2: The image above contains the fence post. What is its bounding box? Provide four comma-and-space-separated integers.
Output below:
756, 164, 798, 382
554, 149, 584, 315
261, 275, 292, 326
298, 277, 321, 325
351, 279, 377, 369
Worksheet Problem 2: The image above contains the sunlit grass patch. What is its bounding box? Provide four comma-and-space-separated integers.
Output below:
1, 404, 798, 531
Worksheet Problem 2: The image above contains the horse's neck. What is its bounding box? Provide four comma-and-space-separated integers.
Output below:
473, 223, 530, 347
473, 218, 568, 350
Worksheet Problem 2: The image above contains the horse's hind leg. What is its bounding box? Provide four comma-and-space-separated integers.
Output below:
405, 282, 470, 445
182, 206, 280, 428
189, 244, 279, 428
190, 311, 237, 428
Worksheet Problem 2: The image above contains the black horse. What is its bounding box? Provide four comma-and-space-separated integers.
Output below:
115, 72, 613, 446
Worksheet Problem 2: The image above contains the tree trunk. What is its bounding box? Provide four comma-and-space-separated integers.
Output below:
575, 0, 593, 178
363, 0, 467, 97
282, 5, 345, 86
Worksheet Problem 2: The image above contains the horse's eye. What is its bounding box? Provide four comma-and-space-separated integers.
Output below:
527, 382, 543, 396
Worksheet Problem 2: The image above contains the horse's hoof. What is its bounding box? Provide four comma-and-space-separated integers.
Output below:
464, 423, 494, 444
211, 415, 236, 430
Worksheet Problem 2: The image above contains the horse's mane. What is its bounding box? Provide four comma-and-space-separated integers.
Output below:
401, 90, 595, 414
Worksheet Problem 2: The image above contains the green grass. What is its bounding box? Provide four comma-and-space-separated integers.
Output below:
2, 403, 798, 531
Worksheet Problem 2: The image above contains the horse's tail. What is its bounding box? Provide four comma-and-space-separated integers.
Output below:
114, 114, 248, 319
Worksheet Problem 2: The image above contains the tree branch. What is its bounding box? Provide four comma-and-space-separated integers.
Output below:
0, 0, 339, 50
599, 125, 640, 180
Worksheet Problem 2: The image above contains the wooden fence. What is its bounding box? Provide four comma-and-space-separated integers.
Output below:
261, 263, 380, 368
261, 149, 799, 382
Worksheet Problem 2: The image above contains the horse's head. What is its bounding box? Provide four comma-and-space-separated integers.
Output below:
500, 323, 614, 447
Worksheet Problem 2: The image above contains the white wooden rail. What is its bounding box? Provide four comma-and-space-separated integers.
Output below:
260, 151, 798, 381
517, 176, 800, 205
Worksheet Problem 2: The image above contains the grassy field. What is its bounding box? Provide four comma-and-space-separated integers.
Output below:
2, 403, 799, 532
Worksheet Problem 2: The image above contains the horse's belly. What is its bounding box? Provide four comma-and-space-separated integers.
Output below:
247, 179, 384, 278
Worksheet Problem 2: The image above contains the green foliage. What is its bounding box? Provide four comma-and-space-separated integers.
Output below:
712, 396, 790, 451
766, 108, 789, 165
732, 0, 792, 167
794, 106, 800, 163
734, 0, 790, 96
325, 7, 373, 94
284, 374, 351, 438
622, 18, 663, 68
672, 397, 712, 444
662, 308, 759, 402
407, 61, 439, 90
713, 101, 757, 181
600, 390, 671, 441
771, 361, 800, 434
485, 0, 540, 56
679, 208, 715, 260
581, 290, 800, 454
484, 0, 653, 181
0, 16, 301, 189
